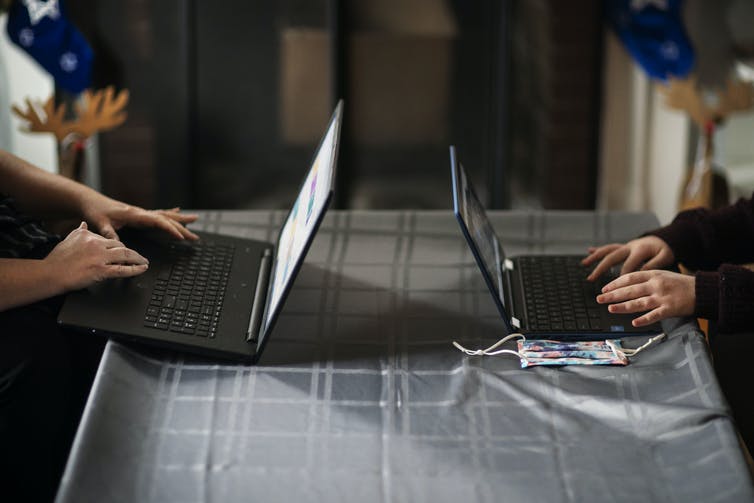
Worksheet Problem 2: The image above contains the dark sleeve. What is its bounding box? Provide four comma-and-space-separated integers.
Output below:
694, 265, 754, 333
647, 193, 754, 271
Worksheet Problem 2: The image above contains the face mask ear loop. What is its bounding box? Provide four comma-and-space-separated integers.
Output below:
619, 332, 666, 357
605, 339, 627, 361
453, 333, 529, 363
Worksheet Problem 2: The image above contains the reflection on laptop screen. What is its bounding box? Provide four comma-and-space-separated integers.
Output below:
263, 107, 340, 333
451, 148, 506, 308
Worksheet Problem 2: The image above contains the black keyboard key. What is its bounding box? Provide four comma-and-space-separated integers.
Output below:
521, 256, 605, 331
143, 242, 234, 328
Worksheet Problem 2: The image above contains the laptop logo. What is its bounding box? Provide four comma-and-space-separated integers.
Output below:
610, 325, 625, 332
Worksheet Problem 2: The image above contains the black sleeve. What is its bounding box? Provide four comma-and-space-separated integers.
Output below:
695, 265, 754, 333
648, 193, 754, 271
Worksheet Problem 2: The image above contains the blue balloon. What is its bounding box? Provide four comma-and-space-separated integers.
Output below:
605, 0, 695, 81
6, 0, 93, 94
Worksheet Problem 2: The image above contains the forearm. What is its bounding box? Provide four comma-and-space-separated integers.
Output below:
650, 195, 754, 270
0, 258, 66, 311
0, 148, 101, 220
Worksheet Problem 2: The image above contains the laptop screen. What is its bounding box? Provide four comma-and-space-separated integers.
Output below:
262, 102, 342, 337
450, 146, 508, 314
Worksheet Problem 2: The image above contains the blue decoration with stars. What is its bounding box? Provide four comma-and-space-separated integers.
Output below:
6, 0, 93, 94
605, 0, 694, 81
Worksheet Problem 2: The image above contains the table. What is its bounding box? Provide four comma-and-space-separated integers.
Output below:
56, 211, 754, 502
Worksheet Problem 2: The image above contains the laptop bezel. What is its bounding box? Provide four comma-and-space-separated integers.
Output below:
254, 100, 343, 357
450, 145, 517, 334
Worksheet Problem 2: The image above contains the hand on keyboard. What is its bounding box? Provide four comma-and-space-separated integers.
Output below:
582, 236, 675, 281
596, 269, 694, 327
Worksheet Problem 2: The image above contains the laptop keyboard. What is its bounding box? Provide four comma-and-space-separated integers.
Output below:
143, 242, 235, 338
518, 256, 606, 332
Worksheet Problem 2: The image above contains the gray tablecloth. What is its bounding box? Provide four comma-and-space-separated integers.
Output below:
56, 211, 754, 503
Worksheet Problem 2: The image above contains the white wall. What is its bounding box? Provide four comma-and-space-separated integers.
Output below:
718, 111, 754, 201
0, 13, 57, 173
599, 31, 690, 225
646, 87, 690, 225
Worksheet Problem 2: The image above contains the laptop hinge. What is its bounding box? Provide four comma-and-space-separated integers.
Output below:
502, 259, 523, 331
246, 248, 272, 342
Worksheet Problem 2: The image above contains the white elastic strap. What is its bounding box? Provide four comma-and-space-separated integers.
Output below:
606, 333, 666, 359
452, 333, 528, 361
605, 339, 625, 360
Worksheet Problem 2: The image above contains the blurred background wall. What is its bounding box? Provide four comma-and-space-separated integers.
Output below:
28, 0, 604, 213
1, 0, 754, 222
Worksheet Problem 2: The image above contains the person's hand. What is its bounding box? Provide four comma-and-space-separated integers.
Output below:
44, 222, 150, 291
596, 270, 695, 327
79, 192, 199, 241
582, 236, 675, 281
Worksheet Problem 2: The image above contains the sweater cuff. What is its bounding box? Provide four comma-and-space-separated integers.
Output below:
716, 264, 754, 333
694, 271, 720, 320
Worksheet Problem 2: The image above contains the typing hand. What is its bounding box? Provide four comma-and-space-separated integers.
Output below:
596, 270, 695, 327
44, 222, 150, 291
80, 192, 199, 241
582, 236, 675, 281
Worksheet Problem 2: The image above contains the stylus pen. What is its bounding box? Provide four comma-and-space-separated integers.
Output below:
247, 248, 272, 342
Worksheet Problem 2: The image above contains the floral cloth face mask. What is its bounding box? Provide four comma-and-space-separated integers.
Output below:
453, 333, 666, 368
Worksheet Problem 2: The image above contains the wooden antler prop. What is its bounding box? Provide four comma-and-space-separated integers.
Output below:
660, 76, 754, 128
659, 77, 753, 211
11, 96, 75, 142
73, 86, 129, 138
716, 79, 754, 121
11, 85, 129, 141
661, 77, 709, 128
11, 86, 129, 181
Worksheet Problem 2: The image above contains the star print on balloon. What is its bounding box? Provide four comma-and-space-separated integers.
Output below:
24, 0, 60, 25
605, 0, 694, 81
6, 0, 92, 94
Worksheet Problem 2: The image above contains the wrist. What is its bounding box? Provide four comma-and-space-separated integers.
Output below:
75, 188, 103, 218
39, 254, 73, 295
77, 189, 122, 226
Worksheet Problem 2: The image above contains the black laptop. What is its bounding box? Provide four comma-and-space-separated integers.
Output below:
450, 146, 660, 339
58, 102, 343, 362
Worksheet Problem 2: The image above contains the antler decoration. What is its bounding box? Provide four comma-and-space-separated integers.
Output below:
74, 87, 129, 138
717, 79, 754, 120
661, 77, 754, 212
11, 86, 129, 142
11, 96, 72, 143
660, 76, 754, 127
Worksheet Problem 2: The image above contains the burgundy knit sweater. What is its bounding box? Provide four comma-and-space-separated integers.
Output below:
647, 194, 754, 333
